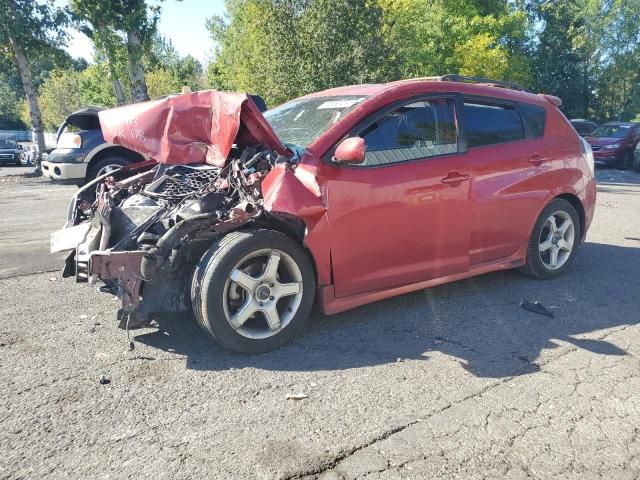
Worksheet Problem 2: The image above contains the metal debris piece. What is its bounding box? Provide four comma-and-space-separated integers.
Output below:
286, 393, 308, 400
98, 374, 111, 385
520, 300, 555, 318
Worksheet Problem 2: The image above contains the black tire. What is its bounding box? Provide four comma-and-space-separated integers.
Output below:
633, 151, 640, 173
87, 156, 132, 182
191, 229, 316, 354
519, 198, 581, 279
616, 151, 632, 170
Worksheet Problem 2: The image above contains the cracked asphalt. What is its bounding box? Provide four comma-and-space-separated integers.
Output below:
1, 167, 639, 479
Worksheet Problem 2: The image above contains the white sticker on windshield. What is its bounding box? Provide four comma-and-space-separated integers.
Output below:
317, 98, 364, 110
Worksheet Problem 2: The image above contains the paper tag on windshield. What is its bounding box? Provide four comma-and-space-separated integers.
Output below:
317, 99, 364, 110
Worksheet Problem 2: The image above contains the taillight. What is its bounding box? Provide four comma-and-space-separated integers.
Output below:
57, 133, 82, 149
579, 137, 594, 176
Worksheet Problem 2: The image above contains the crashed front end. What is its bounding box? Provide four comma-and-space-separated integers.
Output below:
51, 91, 301, 329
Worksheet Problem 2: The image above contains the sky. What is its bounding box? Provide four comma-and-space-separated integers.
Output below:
64, 0, 228, 64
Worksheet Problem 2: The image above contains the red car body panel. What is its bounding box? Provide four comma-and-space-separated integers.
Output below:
97, 81, 596, 317
98, 90, 289, 167
259, 80, 596, 315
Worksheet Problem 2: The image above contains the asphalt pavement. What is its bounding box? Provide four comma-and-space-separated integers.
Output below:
0, 168, 639, 479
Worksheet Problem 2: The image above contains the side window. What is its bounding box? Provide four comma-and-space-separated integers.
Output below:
464, 102, 525, 148
519, 103, 547, 138
358, 98, 458, 166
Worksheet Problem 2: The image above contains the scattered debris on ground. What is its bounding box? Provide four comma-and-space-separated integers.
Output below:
520, 300, 555, 318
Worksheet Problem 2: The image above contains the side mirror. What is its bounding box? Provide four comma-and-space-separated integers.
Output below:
333, 137, 365, 164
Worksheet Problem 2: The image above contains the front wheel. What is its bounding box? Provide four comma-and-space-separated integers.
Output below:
520, 198, 581, 279
191, 230, 316, 354
87, 156, 132, 183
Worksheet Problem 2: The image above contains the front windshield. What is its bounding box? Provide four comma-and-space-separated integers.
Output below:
591, 124, 631, 138
264, 95, 368, 149
0, 138, 17, 148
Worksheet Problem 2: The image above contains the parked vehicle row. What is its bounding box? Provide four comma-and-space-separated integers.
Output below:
0, 136, 22, 166
570, 118, 640, 170
52, 75, 596, 353
570, 119, 598, 136
585, 122, 640, 170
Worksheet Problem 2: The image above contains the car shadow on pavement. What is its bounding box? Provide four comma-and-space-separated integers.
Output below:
134, 242, 639, 379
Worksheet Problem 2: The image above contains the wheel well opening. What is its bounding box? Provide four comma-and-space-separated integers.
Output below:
85, 146, 145, 181
556, 193, 585, 238
252, 215, 320, 286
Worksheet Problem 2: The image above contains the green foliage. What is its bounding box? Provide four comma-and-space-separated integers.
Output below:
531, 0, 640, 121
0, 72, 26, 129
208, 0, 397, 106
378, 0, 530, 84
38, 69, 84, 131
0, 0, 68, 53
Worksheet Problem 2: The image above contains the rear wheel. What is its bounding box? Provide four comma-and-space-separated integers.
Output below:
617, 151, 633, 170
87, 156, 132, 182
520, 198, 581, 279
191, 229, 316, 354
633, 151, 640, 173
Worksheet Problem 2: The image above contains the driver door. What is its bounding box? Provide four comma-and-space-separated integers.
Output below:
324, 97, 472, 298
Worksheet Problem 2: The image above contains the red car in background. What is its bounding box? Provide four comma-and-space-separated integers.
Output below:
53, 75, 597, 354
585, 121, 640, 169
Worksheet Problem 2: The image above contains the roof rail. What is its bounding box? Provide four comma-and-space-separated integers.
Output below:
425, 74, 529, 92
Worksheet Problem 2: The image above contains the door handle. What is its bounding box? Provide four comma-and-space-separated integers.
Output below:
441, 172, 470, 185
529, 153, 550, 164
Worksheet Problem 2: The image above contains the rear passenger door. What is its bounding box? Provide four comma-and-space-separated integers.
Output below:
464, 100, 552, 265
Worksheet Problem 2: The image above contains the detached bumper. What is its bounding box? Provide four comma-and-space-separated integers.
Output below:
42, 161, 87, 184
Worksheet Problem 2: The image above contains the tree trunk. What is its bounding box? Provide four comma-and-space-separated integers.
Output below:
126, 30, 150, 103
111, 76, 126, 106
8, 31, 45, 175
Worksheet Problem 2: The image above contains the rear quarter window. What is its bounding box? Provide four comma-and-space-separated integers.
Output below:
463, 102, 525, 148
519, 103, 547, 138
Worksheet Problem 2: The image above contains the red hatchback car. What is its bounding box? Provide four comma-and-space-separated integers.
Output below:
53, 75, 596, 353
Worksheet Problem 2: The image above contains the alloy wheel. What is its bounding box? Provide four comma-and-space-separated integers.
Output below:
96, 164, 122, 177
222, 249, 304, 339
538, 210, 575, 270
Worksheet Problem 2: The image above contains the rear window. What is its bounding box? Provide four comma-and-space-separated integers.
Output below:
464, 103, 525, 148
520, 103, 547, 138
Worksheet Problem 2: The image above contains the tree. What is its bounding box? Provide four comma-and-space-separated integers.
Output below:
377, 0, 530, 84
70, 0, 128, 105
70, 0, 164, 103
591, 0, 640, 121
38, 69, 84, 131
208, 0, 396, 106
0, 0, 67, 173
37, 64, 119, 131
529, 0, 596, 119
0, 72, 25, 129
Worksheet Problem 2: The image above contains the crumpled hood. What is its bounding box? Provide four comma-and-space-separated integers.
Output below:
98, 90, 290, 167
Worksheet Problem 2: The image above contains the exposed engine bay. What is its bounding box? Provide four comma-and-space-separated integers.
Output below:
53, 146, 303, 329
50, 90, 328, 333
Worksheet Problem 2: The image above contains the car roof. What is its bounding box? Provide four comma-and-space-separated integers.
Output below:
302, 78, 551, 107
602, 121, 637, 126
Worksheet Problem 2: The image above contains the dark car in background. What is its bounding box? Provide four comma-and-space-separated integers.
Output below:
570, 119, 598, 137
585, 121, 640, 169
42, 107, 145, 185
0, 135, 22, 166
